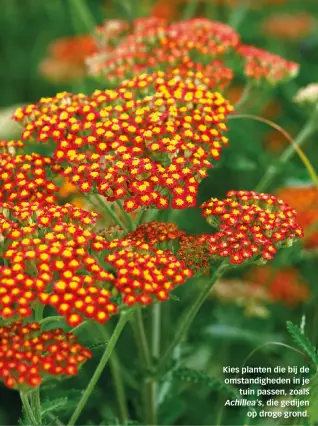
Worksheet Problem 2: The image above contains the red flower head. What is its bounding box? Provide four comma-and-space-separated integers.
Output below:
91, 227, 193, 304
0, 267, 37, 320
0, 321, 92, 390
126, 221, 185, 245
3, 228, 117, 327
0, 200, 100, 242
13, 72, 233, 212
238, 44, 299, 85
87, 17, 238, 88
200, 190, 304, 265
0, 201, 118, 326
125, 221, 212, 274
104, 245, 193, 305
0, 140, 59, 204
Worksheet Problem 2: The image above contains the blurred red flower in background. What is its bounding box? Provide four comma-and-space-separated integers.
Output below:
262, 13, 313, 41
39, 35, 97, 83
247, 265, 310, 305
276, 186, 318, 248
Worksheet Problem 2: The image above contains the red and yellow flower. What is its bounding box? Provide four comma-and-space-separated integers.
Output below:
200, 190, 303, 264
0, 321, 91, 390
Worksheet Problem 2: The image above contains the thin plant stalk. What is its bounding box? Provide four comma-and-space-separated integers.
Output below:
152, 304, 161, 361
228, 0, 250, 29
230, 113, 318, 190
30, 304, 44, 424
157, 263, 227, 373
131, 309, 156, 424
68, 0, 96, 33
182, 0, 199, 19
149, 304, 161, 425
20, 392, 38, 426
68, 310, 134, 426
115, 200, 134, 230
39, 316, 65, 328
234, 84, 253, 110
96, 195, 127, 230
256, 115, 318, 192
97, 325, 129, 424
30, 391, 41, 425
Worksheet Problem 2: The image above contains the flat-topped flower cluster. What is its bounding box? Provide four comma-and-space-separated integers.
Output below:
88, 17, 299, 86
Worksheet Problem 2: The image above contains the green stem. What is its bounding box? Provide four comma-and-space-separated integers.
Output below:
131, 309, 155, 424
68, 0, 96, 33
96, 195, 127, 230
234, 84, 253, 111
255, 110, 318, 192
39, 316, 65, 327
152, 304, 161, 360
70, 320, 89, 334
82, 193, 101, 212
20, 392, 38, 426
228, 0, 250, 30
98, 325, 129, 424
182, 0, 199, 19
31, 304, 44, 424
157, 263, 227, 373
68, 311, 133, 426
134, 210, 147, 227
149, 304, 161, 426
116, 200, 134, 231
30, 391, 41, 425
132, 309, 151, 366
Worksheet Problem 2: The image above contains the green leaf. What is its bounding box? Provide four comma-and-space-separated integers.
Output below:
172, 366, 240, 399
40, 397, 76, 416
287, 321, 318, 366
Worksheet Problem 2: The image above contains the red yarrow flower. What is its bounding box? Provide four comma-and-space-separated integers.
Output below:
13, 71, 233, 212
200, 190, 304, 265
238, 44, 299, 84
0, 146, 59, 204
0, 321, 92, 390
87, 17, 238, 88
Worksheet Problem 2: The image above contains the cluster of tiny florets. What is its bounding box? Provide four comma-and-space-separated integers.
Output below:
91, 232, 193, 304
88, 18, 238, 87
2, 209, 196, 324
0, 321, 92, 390
13, 72, 233, 212
119, 221, 213, 274
0, 201, 99, 246
0, 147, 59, 204
0, 267, 37, 319
105, 248, 192, 305
87, 17, 299, 87
126, 221, 185, 245
200, 190, 303, 264
238, 44, 299, 84
3, 232, 117, 326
